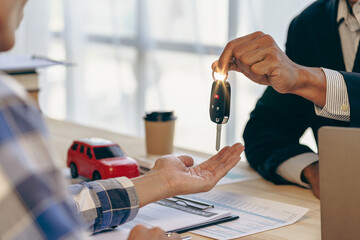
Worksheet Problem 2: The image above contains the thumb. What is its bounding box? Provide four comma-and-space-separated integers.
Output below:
168, 232, 181, 240
177, 155, 194, 167
211, 60, 219, 71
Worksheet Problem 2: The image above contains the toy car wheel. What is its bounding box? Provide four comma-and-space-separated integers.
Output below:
70, 163, 79, 178
92, 171, 101, 180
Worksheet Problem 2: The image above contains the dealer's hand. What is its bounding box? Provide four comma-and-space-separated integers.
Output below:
301, 161, 320, 199
132, 143, 244, 207
212, 31, 327, 107
127, 224, 181, 240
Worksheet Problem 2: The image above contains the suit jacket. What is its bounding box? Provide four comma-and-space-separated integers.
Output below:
243, 0, 360, 184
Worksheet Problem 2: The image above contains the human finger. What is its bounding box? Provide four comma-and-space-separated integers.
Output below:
217, 33, 276, 75
213, 153, 242, 180
211, 60, 219, 72
217, 31, 265, 74
249, 57, 279, 81
213, 59, 238, 75
234, 47, 266, 73
206, 143, 244, 174
199, 146, 230, 169
232, 33, 275, 65
146, 227, 182, 240
148, 227, 167, 239
128, 224, 147, 240
165, 232, 182, 240
233, 48, 272, 85
215, 143, 244, 165
228, 61, 238, 71
153, 155, 173, 168
199, 143, 242, 172
177, 155, 194, 167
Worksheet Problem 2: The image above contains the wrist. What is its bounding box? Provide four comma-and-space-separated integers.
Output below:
132, 171, 170, 207
301, 161, 319, 184
290, 66, 326, 107
300, 170, 309, 184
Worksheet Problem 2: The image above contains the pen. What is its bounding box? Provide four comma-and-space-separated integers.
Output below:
171, 196, 214, 210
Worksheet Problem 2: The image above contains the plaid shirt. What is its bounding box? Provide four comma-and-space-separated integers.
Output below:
0, 74, 139, 239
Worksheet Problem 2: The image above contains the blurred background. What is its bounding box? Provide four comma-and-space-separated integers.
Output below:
8, 0, 317, 155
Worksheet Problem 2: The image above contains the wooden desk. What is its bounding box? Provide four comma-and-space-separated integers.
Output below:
47, 119, 321, 240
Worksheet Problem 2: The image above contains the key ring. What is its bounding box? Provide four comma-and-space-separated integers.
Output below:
212, 70, 228, 81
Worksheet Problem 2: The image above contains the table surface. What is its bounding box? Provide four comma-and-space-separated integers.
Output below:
47, 119, 321, 240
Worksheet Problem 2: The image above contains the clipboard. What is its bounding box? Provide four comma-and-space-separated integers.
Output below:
163, 196, 239, 233
91, 195, 240, 239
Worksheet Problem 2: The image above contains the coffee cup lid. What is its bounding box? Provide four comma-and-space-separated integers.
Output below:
143, 111, 177, 122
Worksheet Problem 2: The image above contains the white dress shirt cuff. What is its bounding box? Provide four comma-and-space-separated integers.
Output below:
276, 152, 319, 188
314, 68, 350, 122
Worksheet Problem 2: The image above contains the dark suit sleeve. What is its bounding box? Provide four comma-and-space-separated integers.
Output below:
243, 88, 314, 184
243, 17, 316, 184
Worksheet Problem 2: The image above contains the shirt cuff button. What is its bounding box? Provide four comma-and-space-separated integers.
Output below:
341, 104, 349, 111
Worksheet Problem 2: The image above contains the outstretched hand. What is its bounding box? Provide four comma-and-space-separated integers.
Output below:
151, 143, 244, 196
132, 143, 244, 207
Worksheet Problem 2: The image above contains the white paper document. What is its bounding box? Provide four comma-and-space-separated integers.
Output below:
91, 189, 308, 240
189, 190, 309, 239
90, 198, 231, 240
0, 54, 65, 72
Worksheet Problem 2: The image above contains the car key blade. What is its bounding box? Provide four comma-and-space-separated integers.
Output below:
216, 124, 221, 151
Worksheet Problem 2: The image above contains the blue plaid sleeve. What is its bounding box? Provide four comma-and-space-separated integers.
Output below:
68, 177, 139, 232
0, 76, 86, 239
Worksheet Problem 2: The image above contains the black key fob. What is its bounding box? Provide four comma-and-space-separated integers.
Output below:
209, 80, 231, 124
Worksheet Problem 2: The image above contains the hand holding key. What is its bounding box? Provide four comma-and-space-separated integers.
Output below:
209, 71, 231, 151
212, 31, 326, 107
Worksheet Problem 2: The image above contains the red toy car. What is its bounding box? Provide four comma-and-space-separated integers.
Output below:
67, 138, 140, 180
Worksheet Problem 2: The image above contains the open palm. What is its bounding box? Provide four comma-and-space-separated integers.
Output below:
149, 143, 244, 197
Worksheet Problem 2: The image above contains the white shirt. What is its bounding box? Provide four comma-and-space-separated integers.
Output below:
277, 0, 357, 187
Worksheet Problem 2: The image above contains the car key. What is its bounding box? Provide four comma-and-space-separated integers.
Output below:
209, 71, 231, 151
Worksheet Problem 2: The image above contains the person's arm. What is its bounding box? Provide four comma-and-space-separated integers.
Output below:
211, 30, 357, 124
276, 153, 320, 198
133, 145, 243, 207
218, 20, 323, 188
68, 177, 139, 232
0, 78, 245, 239
69, 143, 244, 232
276, 153, 319, 188
212, 29, 360, 196
0, 78, 86, 239
243, 86, 315, 184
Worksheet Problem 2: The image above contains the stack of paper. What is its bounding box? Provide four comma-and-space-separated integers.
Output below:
0, 54, 66, 72
91, 197, 232, 240
90, 189, 309, 240
0, 54, 66, 104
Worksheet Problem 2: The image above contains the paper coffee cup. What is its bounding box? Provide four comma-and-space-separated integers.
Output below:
144, 111, 176, 155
